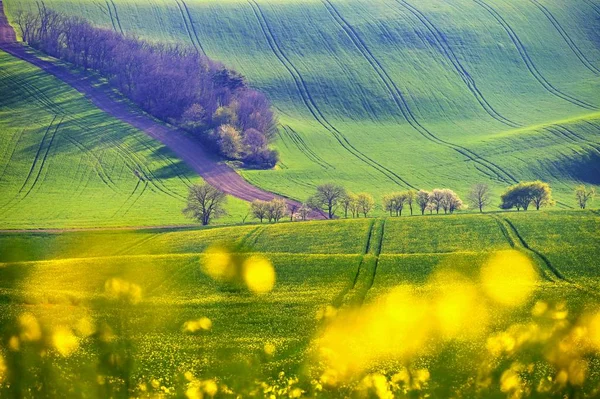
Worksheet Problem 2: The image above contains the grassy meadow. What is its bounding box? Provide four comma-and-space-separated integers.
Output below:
0, 50, 249, 228
5, 0, 600, 210
1, 211, 599, 396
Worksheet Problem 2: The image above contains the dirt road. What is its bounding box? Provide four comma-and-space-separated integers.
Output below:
0, 1, 322, 218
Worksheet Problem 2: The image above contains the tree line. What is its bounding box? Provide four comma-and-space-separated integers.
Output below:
182, 181, 596, 225
14, 5, 278, 168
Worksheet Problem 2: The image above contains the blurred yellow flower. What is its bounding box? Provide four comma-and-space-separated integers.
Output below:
52, 326, 79, 356
75, 317, 96, 338
183, 317, 212, 333
18, 313, 41, 342
202, 247, 235, 282
481, 251, 538, 307
0, 354, 6, 383
243, 256, 275, 294
264, 342, 276, 356
8, 336, 19, 351
104, 278, 142, 304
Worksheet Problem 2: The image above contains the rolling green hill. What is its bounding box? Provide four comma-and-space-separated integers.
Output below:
0, 211, 598, 395
0, 50, 248, 228
5, 0, 599, 210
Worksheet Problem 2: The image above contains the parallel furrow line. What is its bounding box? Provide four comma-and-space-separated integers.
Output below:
22, 116, 64, 199
174, 0, 200, 54
323, 0, 518, 184
474, 0, 598, 110
108, 0, 124, 34
397, 0, 522, 127
530, 0, 600, 75
248, 0, 416, 189
179, 0, 206, 55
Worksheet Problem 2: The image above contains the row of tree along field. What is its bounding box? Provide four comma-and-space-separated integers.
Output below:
14, 6, 279, 168
184, 182, 596, 225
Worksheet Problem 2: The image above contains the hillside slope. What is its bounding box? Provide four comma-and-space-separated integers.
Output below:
0, 49, 252, 228
6, 0, 599, 205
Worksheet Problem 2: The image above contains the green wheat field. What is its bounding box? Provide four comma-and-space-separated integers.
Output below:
1, 0, 600, 397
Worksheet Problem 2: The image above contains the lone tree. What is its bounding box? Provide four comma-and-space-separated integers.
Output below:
416, 190, 430, 215
468, 183, 491, 213
308, 183, 347, 219
357, 193, 375, 217
500, 181, 554, 211
575, 185, 596, 209
183, 183, 227, 225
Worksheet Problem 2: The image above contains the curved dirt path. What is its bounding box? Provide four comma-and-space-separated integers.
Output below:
0, 1, 321, 218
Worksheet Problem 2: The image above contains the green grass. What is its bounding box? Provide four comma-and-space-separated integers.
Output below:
0, 50, 249, 229
0, 211, 598, 388
5, 0, 599, 214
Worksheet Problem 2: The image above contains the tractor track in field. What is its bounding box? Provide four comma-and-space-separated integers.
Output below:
174, 0, 204, 55
247, 0, 416, 190
123, 181, 148, 215
583, 0, 600, 16
0, 129, 25, 183
107, 0, 124, 34
105, 0, 118, 32
61, 135, 120, 193
105, 0, 121, 34
364, 218, 386, 297
322, 0, 518, 185
8, 63, 181, 199
179, 0, 206, 56
0, 0, 310, 215
395, 0, 522, 128
21, 116, 64, 200
546, 125, 600, 155
492, 215, 558, 281
112, 179, 142, 217
1, 116, 61, 215
474, 0, 598, 111
17, 115, 58, 195
281, 125, 333, 169
493, 215, 599, 298
530, 0, 600, 75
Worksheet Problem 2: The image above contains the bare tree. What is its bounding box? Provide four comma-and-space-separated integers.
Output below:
298, 204, 311, 221
575, 185, 596, 209
439, 189, 463, 214
288, 203, 300, 221
341, 193, 355, 218
468, 183, 491, 213
251, 200, 269, 223
393, 192, 407, 217
429, 189, 445, 214
406, 190, 416, 216
382, 194, 395, 217
267, 199, 288, 223
183, 183, 227, 225
357, 193, 375, 218
349, 196, 361, 218
308, 183, 347, 219
416, 190, 430, 215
